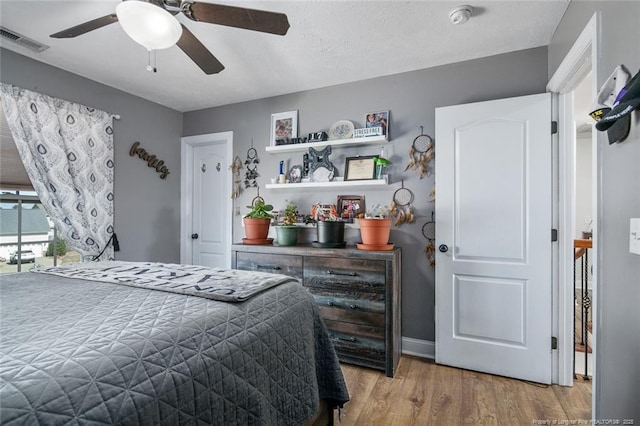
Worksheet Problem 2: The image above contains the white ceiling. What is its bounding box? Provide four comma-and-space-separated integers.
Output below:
0, 0, 571, 112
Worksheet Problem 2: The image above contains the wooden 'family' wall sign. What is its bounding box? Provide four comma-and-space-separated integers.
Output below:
129, 142, 170, 179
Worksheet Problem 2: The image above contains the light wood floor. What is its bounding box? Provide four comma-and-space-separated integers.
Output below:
334, 356, 591, 425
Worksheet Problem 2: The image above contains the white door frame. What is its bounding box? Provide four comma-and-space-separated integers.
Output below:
180, 131, 233, 267
547, 12, 599, 391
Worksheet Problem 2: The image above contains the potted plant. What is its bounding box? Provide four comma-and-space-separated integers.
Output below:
357, 203, 393, 249
311, 202, 345, 247
275, 200, 299, 246
243, 198, 274, 242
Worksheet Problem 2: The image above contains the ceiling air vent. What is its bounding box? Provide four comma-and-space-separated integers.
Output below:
0, 27, 49, 53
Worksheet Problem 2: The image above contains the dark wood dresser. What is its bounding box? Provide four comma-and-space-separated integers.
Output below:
231, 244, 401, 377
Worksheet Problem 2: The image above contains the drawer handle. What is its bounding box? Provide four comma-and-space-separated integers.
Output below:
335, 336, 357, 343
326, 270, 357, 277
349, 304, 358, 310
256, 264, 282, 271
327, 301, 334, 307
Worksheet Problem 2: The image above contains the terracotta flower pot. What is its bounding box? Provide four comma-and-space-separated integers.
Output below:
358, 217, 392, 245
243, 217, 271, 240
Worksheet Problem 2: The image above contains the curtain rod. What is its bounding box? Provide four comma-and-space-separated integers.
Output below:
112, 114, 121, 120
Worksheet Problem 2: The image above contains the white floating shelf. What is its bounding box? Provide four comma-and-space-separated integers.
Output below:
265, 135, 388, 154
265, 179, 388, 190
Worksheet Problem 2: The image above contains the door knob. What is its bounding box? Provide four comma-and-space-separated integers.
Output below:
439, 244, 448, 253
191, 233, 199, 239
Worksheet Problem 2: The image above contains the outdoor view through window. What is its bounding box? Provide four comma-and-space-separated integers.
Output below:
0, 189, 79, 273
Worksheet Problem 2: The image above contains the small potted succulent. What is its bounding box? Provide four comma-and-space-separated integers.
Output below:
357, 203, 392, 248
243, 198, 274, 242
275, 200, 299, 246
311, 202, 345, 246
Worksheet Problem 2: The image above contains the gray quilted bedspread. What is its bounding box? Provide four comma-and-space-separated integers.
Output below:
0, 269, 349, 425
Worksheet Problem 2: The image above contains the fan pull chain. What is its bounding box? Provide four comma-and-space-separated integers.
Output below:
146, 50, 158, 73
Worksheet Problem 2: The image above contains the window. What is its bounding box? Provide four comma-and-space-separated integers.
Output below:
0, 189, 79, 273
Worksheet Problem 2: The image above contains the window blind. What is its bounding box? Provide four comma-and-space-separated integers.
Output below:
0, 99, 33, 190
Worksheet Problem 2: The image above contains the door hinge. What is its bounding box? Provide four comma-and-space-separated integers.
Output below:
551, 336, 558, 350
551, 229, 558, 242
551, 121, 558, 135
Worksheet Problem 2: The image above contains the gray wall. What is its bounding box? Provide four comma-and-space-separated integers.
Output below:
184, 47, 549, 341
575, 134, 593, 238
1, 48, 183, 263
548, 1, 640, 421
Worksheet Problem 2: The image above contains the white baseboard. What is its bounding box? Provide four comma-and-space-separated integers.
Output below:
401, 337, 435, 359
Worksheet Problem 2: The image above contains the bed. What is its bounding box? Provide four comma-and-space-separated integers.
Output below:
0, 261, 349, 425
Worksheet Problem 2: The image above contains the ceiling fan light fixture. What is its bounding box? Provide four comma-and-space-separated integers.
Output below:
116, 0, 182, 50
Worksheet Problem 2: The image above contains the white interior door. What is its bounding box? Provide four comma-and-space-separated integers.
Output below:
181, 132, 232, 269
435, 93, 552, 384
192, 143, 227, 268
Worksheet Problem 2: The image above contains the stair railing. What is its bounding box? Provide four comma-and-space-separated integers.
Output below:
574, 238, 592, 380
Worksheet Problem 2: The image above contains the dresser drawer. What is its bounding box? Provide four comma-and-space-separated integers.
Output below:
235, 252, 303, 280
323, 319, 384, 340
327, 330, 385, 369
303, 257, 386, 293
312, 294, 385, 327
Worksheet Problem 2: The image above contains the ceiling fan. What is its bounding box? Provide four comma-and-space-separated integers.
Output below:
50, 0, 290, 75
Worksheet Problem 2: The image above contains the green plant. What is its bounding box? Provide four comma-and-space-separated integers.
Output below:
244, 199, 274, 219
366, 203, 389, 218
46, 239, 67, 256
280, 201, 298, 225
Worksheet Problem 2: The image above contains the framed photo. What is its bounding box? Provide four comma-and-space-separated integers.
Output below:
337, 195, 365, 222
365, 110, 389, 136
344, 156, 377, 181
288, 165, 303, 183
271, 110, 298, 146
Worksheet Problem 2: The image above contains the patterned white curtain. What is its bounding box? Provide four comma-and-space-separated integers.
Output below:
1, 83, 115, 260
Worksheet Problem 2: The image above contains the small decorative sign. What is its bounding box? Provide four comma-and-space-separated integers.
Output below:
354, 127, 383, 138
129, 141, 169, 179
308, 131, 328, 142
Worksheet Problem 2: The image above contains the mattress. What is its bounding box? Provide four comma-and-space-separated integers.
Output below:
0, 262, 349, 425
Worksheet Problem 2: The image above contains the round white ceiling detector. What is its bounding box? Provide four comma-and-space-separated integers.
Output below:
449, 5, 473, 25
116, 1, 183, 50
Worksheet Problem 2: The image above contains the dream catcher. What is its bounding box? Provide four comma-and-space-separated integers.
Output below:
230, 156, 243, 199
244, 141, 259, 188
405, 126, 434, 179
389, 180, 416, 227
422, 212, 436, 268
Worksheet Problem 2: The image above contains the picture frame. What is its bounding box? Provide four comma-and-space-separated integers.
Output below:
365, 110, 389, 136
271, 110, 298, 146
344, 156, 377, 181
337, 195, 365, 222
288, 165, 303, 183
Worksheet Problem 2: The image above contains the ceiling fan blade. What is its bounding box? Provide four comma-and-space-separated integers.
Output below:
185, 3, 290, 36
50, 14, 118, 38
177, 24, 225, 75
